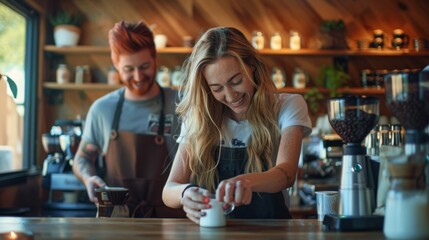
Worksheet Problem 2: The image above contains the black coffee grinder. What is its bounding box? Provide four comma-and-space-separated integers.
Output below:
323, 96, 384, 231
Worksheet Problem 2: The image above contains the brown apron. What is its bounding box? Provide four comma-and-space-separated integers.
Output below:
105, 87, 185, 218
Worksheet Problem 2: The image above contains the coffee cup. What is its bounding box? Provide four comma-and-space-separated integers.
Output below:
315, 191, 338, 221
200, 197, 235, 227
94, 186, 129, 206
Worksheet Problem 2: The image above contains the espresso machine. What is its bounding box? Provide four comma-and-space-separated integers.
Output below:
323, 96, 384, 231
42, 119, 96, 217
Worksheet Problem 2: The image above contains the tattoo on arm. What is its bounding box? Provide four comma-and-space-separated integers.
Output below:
74, 140, 100, 181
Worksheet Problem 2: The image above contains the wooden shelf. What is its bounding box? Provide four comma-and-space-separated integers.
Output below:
43, 82, 121, 90
44, 45, 193, 54
42, 83, 385, 95
44, 45, 429, 57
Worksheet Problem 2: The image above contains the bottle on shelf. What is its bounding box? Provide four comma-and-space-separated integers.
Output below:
289, 31, 301, 50
56, 64, 70, 84
270, 32, 282, 50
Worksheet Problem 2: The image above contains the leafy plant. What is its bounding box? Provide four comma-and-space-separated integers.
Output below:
49, 10, 83, 26
0, 73, 18, 99
316, 65, 350, 98
321, 19, 345, 31
304, 87, 325, 114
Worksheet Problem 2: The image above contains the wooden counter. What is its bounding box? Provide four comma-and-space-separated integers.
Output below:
0, 217, 386, 239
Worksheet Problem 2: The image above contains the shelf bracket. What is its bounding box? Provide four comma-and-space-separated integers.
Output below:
44, 88, 64, 105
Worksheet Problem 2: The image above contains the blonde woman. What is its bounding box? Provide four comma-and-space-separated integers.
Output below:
162, 27, 312, 223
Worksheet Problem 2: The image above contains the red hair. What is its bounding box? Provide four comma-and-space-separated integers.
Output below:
108, 21, 156, 65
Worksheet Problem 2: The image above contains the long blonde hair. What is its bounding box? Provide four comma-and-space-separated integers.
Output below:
177, 27, 280, 192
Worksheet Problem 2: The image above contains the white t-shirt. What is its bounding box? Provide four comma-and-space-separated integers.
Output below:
178, 93, 312, 146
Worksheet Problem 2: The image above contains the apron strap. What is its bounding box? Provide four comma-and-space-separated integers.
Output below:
110, 88, 126, 140
110, 85, 166, 143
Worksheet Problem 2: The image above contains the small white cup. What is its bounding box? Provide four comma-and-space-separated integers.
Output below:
200, 198, 234, 227
315, 191, 338, 221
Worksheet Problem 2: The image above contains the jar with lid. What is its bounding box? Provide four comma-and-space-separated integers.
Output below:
270, 32, 282, 50
251, 31, 265, 50
156, 66, 171, 88
289, 31, 301, 50
271, 67, 285, 89
383, 157, 429, 239
171, 66, 184, 88
56, 64, 70, 84
292, 68, 307, 88
107, 66, 120, 85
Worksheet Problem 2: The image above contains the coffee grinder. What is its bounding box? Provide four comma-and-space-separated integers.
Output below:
384, 68, 429, 187
323, 96, 384, 231
385, 68, 429, 156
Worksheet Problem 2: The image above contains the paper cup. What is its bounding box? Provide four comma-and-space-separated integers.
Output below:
315, 191, 338, 221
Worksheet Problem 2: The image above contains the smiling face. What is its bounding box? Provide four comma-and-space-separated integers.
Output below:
116, 48, 157, 100
203, 56, 255, 121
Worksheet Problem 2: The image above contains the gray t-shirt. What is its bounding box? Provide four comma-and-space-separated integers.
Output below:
81, 87, 180, 156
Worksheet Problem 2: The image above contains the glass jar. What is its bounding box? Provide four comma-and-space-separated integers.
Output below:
171, 66, 184, 87
251, 31, 265, 50
270, 32, 282, 50
107, 66, 120, 85
56, 64, 70, 84
271, 67, 285, 89
383, 159, 429, 239
289, 31, 301, 50
156, 66, 170, 87
292, 68, 307, 88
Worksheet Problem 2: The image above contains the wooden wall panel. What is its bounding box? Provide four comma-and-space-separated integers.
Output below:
50, 0, 429, 49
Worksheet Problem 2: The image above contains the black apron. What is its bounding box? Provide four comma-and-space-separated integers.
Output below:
105, 87, 185, 218
215, 147, 292, 219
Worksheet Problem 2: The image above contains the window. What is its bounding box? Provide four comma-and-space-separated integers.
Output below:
0, 0, 38, 186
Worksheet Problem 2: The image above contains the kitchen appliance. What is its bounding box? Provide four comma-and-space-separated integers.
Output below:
323, 96, 384, 231
384, 69, 429, 156
42, 119, 96, 217
384, 67, 429, 191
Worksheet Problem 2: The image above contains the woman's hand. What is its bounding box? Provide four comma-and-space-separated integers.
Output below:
181, 187, 211, 224
216, 178, 252, 207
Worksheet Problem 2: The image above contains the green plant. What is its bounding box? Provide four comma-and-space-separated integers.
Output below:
49, 10, 83, 26
304, 87, 324, 114
320, 19, 345, 31
316, 65, 350, 98
0, 73, 18, 98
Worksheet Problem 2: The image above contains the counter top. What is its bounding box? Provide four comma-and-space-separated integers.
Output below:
0, 217, 386, 239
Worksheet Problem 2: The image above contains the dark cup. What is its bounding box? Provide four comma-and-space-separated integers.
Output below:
95, 187, 129, 206
97, 205, 115, 218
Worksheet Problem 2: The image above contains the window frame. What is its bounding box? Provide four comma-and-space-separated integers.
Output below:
0, 0, 39, 187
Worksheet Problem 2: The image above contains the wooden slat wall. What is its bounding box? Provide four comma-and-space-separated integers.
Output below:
54, 0, 429, 48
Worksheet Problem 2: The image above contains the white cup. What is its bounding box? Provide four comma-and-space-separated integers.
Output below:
200, 198, 234, 227
154, 34, 167, 49
315, 191, 338, 221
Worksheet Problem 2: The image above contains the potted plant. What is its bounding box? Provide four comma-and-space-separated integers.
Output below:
49, 10, 83, 47
316, 64, 350, 98
319, 19, 349, 49
0, 73, 18, 98
304, 87, 325, 115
